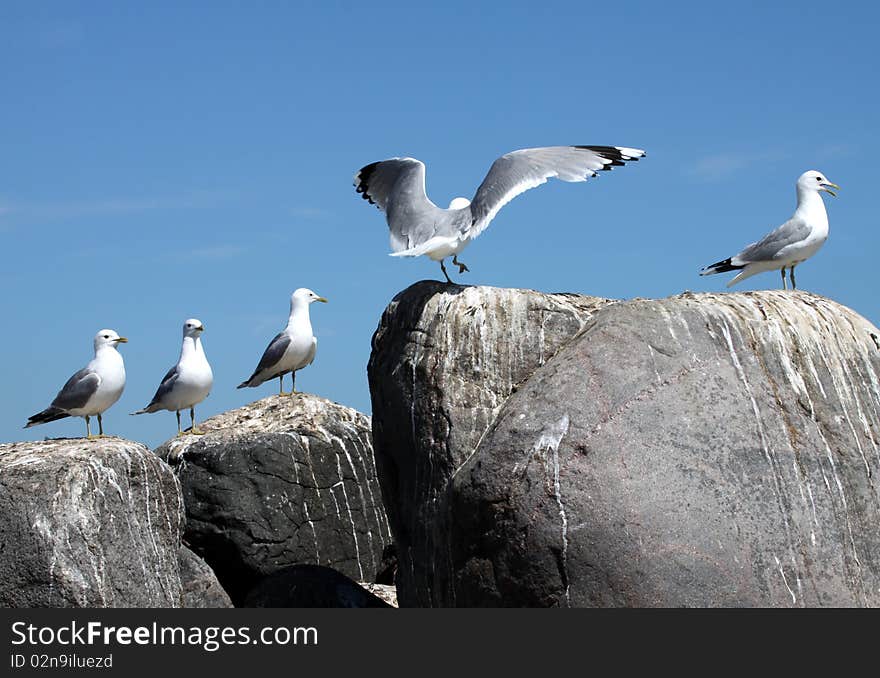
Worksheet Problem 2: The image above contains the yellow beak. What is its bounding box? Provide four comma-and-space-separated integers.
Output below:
316, 297, 329, 303
823, 182, 841, 197
115, 337, 129, 344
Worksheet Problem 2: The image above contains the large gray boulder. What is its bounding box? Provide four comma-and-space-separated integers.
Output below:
156, 393, 391, 604
0, 438, 186, 607
368, 281, 614, 606
370, 284, 880, 606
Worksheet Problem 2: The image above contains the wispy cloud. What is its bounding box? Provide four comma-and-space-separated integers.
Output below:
688, 150, 786, 182
1, 189, 238, 226
35, 20, 85, 50
289, 207, 333, 221
814, 143, 856, 161
188, 245, 246, 261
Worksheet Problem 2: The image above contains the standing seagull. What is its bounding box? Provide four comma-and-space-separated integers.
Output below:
238, 288, 327, 395
132, 319, 213, 436
700, 170, 840, 289
354, 145, 645, 283
25, 329, 128, 438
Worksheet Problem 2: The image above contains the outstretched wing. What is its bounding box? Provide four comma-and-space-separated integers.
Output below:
354, 157, 445, 252
50, 367, 101, 412
467, 145, 645, 239
735, 215, 812, 264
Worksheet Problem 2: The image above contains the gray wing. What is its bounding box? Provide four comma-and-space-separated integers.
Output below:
146, 365, 180, 408
50, 367, 100, 411
735, 215, 811, 264
467, 146, 645, 239
253, 332, 291, 375
354, 157, 447, 252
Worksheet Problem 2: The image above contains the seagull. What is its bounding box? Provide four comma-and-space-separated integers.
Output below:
354, 145, 645, 283
131, 318, 214, 436
700, 170, 840, 289
237, 288, 327, 395
25, 329, 128, 438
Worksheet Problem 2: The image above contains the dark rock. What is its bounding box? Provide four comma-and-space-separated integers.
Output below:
371, 285, 880, 606
242, 564, 393, 607
178, 546, 233, 608
368, 281, 613, 606
0, 438, 184, 607
374, 543, 397, 585
156, 393, 391, 605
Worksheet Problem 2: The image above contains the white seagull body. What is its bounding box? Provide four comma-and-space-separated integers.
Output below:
132, 318, 213, 435
700, 170, 840, 289
26, 329, 128, 438
238, 288, 328, 395
354, 145, 645, 282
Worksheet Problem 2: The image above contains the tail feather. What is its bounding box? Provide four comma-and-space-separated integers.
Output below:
25, 407, 69, 428
700, 257, 743, 276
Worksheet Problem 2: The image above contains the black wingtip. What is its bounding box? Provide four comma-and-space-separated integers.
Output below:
354, 162, 380, 205
700, 257, 743, 275
575, 145, 644, 170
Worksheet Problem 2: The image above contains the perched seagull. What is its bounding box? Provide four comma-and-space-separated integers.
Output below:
700, 170, 840, 289
131, 318, 213, 436
354, 145, 645, 283
238, 288, 327, 395
25, 329, 128, 438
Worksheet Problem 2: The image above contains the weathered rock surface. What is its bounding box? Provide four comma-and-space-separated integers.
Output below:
368, 281, 613, 606
0, 438, 185, 607
370, 284, 880, 606
178, 546, 233, 608
157, 393, 391, 605
242, 564, 393, 608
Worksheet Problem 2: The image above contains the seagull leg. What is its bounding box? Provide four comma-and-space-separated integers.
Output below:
85, 415, 94, 439
291, 372, 297, 395
190, 407, 204, 435
97, 413, 107, 438
439, 259, 453, 284
452, 255, 470, 274
790, 266, 797, 290
176, 410, 183, 436
781, 268, 787, 290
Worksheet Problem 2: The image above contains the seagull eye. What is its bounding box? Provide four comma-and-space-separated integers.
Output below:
816, 176, 821, 181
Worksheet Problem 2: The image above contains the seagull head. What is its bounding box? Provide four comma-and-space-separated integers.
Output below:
799, 170, 840, 197
183, 318, 206, 337
291, 288, 329, 309
94, 329, 128, 351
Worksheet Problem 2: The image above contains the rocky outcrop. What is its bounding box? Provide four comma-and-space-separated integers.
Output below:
370, 284, 880, 606
157, 393, 391, 604
368, 281, 614, 606
241, 565, 393, 608
0, 438, 185, 607
178, 546, 233, 608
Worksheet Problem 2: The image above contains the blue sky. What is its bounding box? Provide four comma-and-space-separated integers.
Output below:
2, 2, 878, 447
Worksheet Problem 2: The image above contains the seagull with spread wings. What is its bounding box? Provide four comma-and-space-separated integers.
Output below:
354, 145, 645, 283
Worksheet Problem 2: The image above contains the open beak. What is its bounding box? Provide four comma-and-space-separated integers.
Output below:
316, 297, 328, 303
822, 181, 840, 197
115, 337, 129, 344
